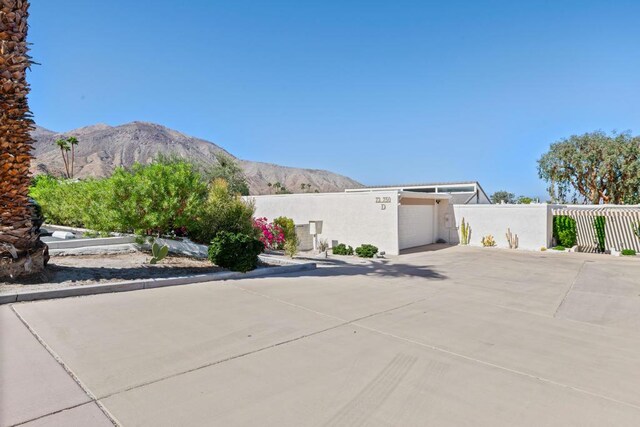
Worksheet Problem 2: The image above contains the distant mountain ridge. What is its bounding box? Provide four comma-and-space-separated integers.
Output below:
30, 121, 362, 195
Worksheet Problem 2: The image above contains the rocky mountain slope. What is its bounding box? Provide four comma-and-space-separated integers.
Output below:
31, 122, 362, 195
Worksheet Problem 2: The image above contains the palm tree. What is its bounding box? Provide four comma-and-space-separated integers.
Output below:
67, 136, 78, 178
0, 0, 48, 278
55, 138, 71, 178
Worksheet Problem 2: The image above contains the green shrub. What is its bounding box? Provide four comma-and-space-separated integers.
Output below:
30, 159, 208, 236
208, 231, 264, 272
553, 216, 577, 247
621, 249, 636, 256
109, 159, 207, 236
284, 235, 299, 258
273, 216, 296, 250
332, 243, 353, 255
552, 245, 566, 251
188, 179, 256, 244
30, 175, 119, 231
355, 244, 378, 258
594, 216, 606, 252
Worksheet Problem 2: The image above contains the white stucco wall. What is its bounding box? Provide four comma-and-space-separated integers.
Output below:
450, 204, 553, 250
249, 192, 401, 255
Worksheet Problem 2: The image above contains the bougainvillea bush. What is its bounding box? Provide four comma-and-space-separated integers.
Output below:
253, 217, 285, 250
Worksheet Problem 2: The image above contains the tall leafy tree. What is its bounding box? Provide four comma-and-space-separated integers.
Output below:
0, 0, 48, 278
538, 131, 640, 204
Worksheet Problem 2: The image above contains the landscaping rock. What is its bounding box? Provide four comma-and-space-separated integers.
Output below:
52, 231, 75, 240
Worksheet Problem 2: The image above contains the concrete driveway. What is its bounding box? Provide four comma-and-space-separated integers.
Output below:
2, 246, 640, 426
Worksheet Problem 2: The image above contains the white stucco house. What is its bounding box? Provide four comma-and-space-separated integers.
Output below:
249, 181, 490, 256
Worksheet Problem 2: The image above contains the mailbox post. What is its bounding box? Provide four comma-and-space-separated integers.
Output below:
309, 220, 323, 251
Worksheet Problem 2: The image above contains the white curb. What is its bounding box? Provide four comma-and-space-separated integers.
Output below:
1, 259, 316, 304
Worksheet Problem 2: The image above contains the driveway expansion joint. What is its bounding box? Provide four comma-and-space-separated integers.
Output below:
234, 280, 640, 413
94, 296, 432, 402
554, 261, 586, 317
9, 305, 120, 427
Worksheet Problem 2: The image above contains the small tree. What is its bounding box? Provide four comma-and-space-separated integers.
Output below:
205, 153, 249, 196
517, 196, 533, 204
491, 191, 515, 204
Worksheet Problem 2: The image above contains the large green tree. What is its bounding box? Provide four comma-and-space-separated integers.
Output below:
538, 131, 640, 204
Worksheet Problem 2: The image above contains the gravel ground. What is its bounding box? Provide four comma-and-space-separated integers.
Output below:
0, 253, 223, 294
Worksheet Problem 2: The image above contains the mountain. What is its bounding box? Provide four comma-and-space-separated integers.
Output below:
30, 122, 362, 195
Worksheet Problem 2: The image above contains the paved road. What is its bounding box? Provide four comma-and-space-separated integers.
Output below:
2, 247, 640, 426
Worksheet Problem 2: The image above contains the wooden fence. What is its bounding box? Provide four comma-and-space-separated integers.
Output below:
552, 206, 640, 253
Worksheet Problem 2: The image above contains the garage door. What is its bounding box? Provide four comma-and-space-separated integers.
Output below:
398, 205, 434, 250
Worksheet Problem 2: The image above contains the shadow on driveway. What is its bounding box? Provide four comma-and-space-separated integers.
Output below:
252, 257, 447, 281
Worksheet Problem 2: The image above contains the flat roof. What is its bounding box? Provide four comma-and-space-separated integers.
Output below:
248, 190, 451, 199
346, 181, 481, 190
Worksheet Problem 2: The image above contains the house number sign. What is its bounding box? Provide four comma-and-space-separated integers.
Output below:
375, 196, 391, 210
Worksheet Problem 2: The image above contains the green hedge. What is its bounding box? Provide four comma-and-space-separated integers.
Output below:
553, 215, 577, 247
594, 216, 606, 253
30, 159, 254, 243
29, 175, 119, 231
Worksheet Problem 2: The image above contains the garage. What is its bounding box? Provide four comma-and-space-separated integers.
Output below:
398, 198, 435, 250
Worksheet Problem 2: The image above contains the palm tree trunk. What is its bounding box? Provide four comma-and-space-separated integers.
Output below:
0, 0, 48, 279
60, 146, 70, 178
70, 144, 75, 178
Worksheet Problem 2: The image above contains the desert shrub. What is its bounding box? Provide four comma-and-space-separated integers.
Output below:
355, 244, 378, 258
481, 235, 496, 247
553, 216, 577, 247
284, 233, 300, 258
332, 243, 353, 255
208, 231, 264, 272
318, 238, 329, 252
594, 216, 606, 252
621, 249, 636, 256
188, 179, 256, 244
109, 159, 207, 235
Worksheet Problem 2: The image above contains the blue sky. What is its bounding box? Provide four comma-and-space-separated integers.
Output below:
28, 1, 640, 198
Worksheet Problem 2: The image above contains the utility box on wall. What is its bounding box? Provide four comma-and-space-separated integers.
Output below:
309, 220, 323, 235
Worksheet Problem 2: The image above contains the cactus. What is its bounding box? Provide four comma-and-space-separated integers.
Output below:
460, 218, 471, 245
150, 241, 169, 264
481, 234, 496, 247
506, 228, 519, 249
